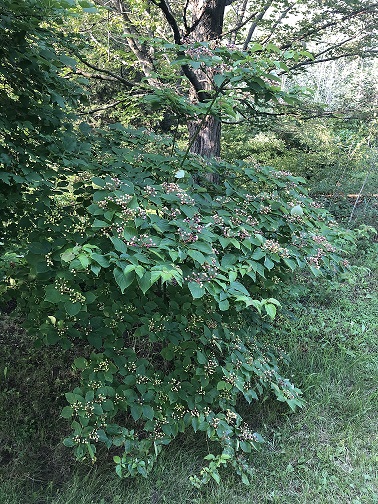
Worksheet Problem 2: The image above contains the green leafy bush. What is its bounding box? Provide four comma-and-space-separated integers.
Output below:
8, 124, 347, 486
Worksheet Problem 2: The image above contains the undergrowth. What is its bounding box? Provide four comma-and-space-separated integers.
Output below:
1, 238, 377, 503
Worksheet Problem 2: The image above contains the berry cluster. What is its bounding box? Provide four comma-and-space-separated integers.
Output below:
162, 182, 195, 206
126, 234, 157, 248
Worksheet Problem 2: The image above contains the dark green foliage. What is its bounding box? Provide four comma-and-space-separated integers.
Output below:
0, 0, 354, 489
7, 120, 347, 484
0, 0, 85, 244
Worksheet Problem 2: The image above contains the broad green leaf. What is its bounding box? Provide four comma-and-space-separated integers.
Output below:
102, 400, 114, 412
252, 248, 265, 260
138, 272, 153, 294
218, 299, 229, 311
64, 301, 82, 316
187, 249, 206, 264
130, 404, 142, 421
196, 351, 207, 364
61, 250, 75, 262
142, 405, 154, 420
74, 357, 88, 369
61, 406, 73, 419
92, 219, 109, 228
110, 237, 128, 255
114, 267, 135, 293
264, 303, 276, 319
45, 285, 63, 303
264, 256, 274, 270
283, 257, 297, 271
188, 282, 205, 299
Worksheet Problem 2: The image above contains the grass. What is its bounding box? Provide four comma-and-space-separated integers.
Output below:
0, 243, 377, 503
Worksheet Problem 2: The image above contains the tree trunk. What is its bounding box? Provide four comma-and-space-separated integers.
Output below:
187, 0, 227, 178
188, 115, 221, 159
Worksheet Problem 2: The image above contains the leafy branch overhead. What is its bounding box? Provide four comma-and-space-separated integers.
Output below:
64, 0, 377, 163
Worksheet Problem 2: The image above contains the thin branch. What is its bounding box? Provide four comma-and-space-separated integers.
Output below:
65, 68, 119, 82
243, 0, 273, 51
150, 0, 182, 44
150, 0, 210, 100
183, 0, 190, 32
74, 54, 135, 87
280, 3, 378, 51
79, 98, 132, 115
221, 10, 259, 40
186, 8, 207, 37
290, 51, 366, 72
261, 3, 295, 45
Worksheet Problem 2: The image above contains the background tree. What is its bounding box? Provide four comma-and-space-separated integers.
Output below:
70, 0, 378, 161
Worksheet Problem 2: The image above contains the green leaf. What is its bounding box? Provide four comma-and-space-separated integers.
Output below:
88, 333, 102, 349
59, 54, 77, 68
110, 237, 128, 255
29, 242, 51, 254
217, 381, 231, 391
213, 73, 227, 88
114, 267, 135, 293
45, 285, 63, 303
211, 471, 221, 484
241, 473, 250, 485
218, 299, 229, 311
61, 406, 73, 419
74, 357, 88, 369
92, 219, 109, 228
188, 282, 205, 299
64, 301, 82, 316
264, 303, 276, 319
283, 257, 297, 271
240, 441, 252, 453
93, 403, 103, 415
264, 256, 274, 270
61, 250, 75, 262
102, 399, 114, 412
291, 205, 303, 216
252, 248, 265, 260
130, 404, 142, 421
65, 392, 79, 404
196, 351, 207, 364
187, 249, 207, 264
161, 347, 174, 360
138, 272, 153, 294
91, 252, 110, 267
191, 242, 214, 254
63, 438, 76, 447
243, 389, 258, 403
219, 237, 230, 248
142, 405, 154, 420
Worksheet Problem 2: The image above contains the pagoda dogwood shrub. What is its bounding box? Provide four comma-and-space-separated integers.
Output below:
18, 125, 346, 486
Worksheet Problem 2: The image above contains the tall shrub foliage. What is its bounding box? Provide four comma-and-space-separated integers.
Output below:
1, 0, 347, 487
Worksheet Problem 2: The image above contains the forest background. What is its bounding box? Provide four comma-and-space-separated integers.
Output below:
0, 0, 377, 502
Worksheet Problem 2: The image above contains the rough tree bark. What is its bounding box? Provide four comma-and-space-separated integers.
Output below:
186, 0, 227, 167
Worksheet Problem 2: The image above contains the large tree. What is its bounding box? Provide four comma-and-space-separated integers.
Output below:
74, 0, 377, 162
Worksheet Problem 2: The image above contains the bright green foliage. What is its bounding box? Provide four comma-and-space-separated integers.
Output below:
11, 122, 347, 484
